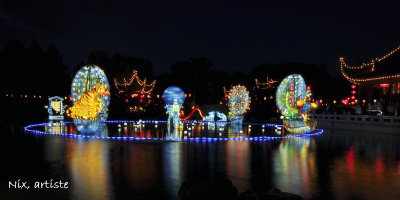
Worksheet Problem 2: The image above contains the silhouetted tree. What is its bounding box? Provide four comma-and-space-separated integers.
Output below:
0, 39, 69, 95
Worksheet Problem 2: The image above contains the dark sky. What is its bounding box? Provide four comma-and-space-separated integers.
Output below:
1, 0, 400, 76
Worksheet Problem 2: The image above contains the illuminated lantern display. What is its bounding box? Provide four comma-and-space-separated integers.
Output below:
203, 111, 227, 121
163, 86, 185, 131
70, 65, 111, 121
114, 70, 156, 105
255, 76, 278, 89
276, 74, 319, 134
68, 65, 111, 133
227, 85, 251, 123
47, 96, 66, 121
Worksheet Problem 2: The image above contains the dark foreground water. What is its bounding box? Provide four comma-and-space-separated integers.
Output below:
2, 121, 400, 200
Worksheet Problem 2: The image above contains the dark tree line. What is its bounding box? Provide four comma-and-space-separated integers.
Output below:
0, 39, 69, 96
0, 39, 350, 105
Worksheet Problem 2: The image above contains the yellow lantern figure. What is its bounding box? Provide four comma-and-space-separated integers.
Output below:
66, 84, 110, 120
51, 100, 62, 114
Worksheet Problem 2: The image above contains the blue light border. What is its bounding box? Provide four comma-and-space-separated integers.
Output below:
24, 120, 323, 141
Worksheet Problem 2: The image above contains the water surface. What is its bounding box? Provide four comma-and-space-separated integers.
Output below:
2, 122, 400, 200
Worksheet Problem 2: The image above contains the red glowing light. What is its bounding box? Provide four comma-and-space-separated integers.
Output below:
351, 91, 356, 94
125, 99, 129, 103
351, 96, 355, 99
351, 101, 355, 105
351, 85, 356, 89
363, 100, 366, 104
380, 83, 389, 88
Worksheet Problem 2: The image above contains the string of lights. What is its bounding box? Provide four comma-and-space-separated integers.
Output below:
340, 45, 400, 71
255, 76, 277, 89
339, 45, 400, 85
340, 58, 400, 85
24, 121, 324, 141
114, 70, 156, 94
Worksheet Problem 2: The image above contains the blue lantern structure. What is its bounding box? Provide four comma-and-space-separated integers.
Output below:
203, 111, 227, 122
163, 86, 185, 131
47, 96, 66, 121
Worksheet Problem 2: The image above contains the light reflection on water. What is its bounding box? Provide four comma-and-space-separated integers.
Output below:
273, 137, 317, 199
65, 139, 112, 200
37, 125, 400, 200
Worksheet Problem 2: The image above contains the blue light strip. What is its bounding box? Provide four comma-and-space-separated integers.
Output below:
24, 120, 323, 141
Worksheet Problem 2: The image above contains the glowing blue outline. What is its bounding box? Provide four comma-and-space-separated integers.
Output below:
24, 121, 323, 141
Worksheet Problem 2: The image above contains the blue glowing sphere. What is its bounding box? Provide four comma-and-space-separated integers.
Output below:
163, 86, 185, 105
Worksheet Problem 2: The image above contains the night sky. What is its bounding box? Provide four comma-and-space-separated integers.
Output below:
1, 0, 400, 76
